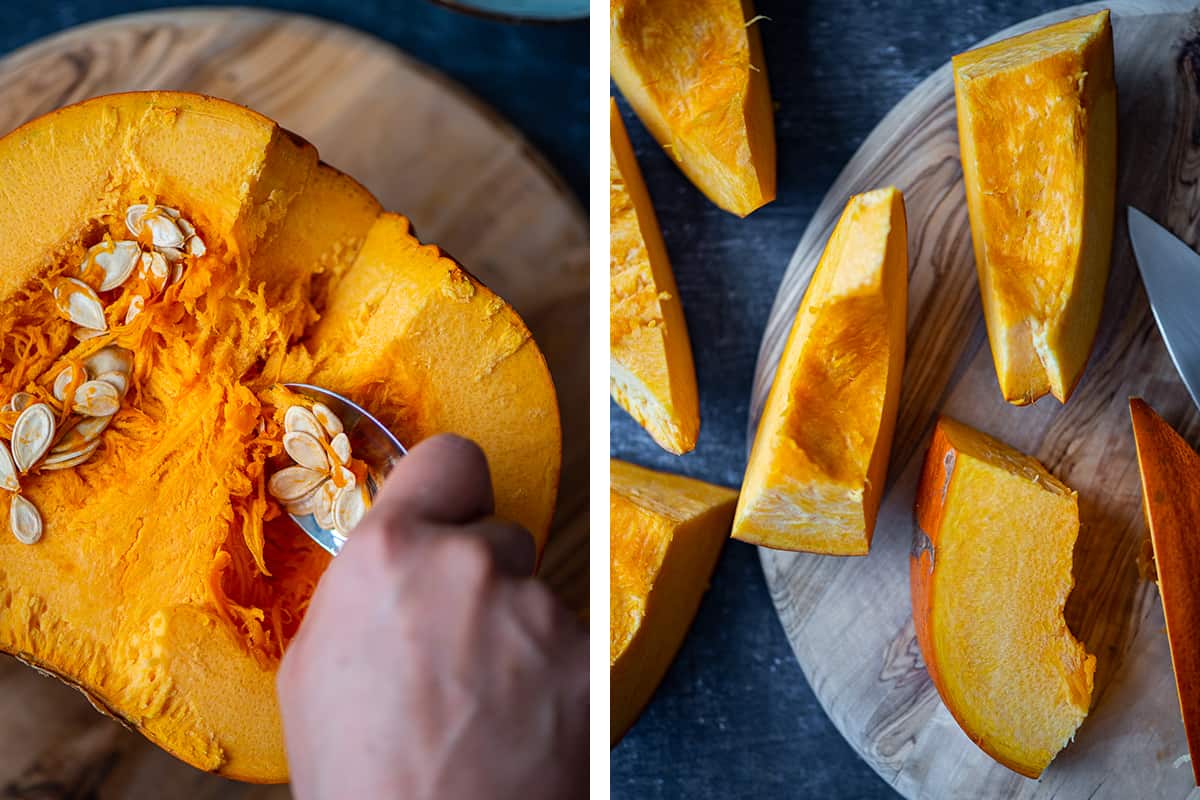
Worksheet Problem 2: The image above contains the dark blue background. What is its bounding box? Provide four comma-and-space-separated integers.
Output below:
610, 1, 1079, 798
0, 0, 588, 205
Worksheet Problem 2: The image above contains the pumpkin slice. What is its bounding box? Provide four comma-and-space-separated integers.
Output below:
610, 459, 737, 743
1129, 398, 1200, 784
954, 10, 1116, 405
0, 92, 560, 782
911, 416, 1094, 778
610, 98, 699, 455
732, 188, 907, 554
610, 0, 776, 217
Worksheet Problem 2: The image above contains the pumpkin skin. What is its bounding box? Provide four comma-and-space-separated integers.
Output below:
732, 188, 907, 555
609, 459, 736, 744
610, 98, 699, 455
911, 416, 1094, 778
610, 0, 776, 217
954, 10, 1116, 405
1129, 398, 1200, 784
0, 92, 560, 782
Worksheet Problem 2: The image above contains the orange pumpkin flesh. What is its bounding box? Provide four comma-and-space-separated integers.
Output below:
610, 98, 699, 455
1129, 398, 1200, 784
610, 459, 737, 744
954, 10, 1116, 405
732, 188, 907, 554
0, 92, 560, 782
911, 416, 1094, 778
610, 0, 776, 217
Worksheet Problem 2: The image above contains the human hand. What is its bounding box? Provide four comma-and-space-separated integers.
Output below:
277, 434, 588, 800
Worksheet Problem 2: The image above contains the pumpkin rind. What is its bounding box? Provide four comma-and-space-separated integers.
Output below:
732, 188, 907, 554
954, 10, 1116, 405
911, 416, 1094, 778
609, 459, 737, 744
609, 98, 699, 455
0, 91, 561, 782
610, 0, 776, 217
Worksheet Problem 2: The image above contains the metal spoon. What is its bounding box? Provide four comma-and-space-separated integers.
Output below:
284, 383, 407, 556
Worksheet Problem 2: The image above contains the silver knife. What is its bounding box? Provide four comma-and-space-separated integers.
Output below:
1127, 207, 1200, 411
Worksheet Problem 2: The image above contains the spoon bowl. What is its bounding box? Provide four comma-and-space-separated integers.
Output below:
283, 383, 407, 555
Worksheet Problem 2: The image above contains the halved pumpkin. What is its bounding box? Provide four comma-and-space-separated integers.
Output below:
912, 416, 1094, 778
1129, 398, 1200, 784
732, 188, 907, 554
610, 98, 699, 454
610, 459, 737, 744
610, 0, 776, 217
954, 10, 1116, 405
0, 92, 560, 782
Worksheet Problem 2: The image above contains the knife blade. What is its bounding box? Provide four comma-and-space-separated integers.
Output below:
1127, 207, 1200, 411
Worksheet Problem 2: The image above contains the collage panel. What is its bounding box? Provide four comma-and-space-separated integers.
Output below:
610, 1, 1200, 799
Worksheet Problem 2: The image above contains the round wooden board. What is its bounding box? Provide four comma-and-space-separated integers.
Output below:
753, 2, 1200, 798
0, 8, 587, 796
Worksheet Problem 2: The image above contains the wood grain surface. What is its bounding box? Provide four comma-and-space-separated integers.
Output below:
0, 8, 587, 796
752, 2, 1200, 798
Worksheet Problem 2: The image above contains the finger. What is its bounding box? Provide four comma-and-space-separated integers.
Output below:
451, 517, 537, 577
370, 434, 495, 531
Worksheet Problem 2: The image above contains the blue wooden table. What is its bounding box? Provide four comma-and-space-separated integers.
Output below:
610, 1, 1077, 797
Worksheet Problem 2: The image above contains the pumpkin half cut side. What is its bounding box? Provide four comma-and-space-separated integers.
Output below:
0, 91, 561, 782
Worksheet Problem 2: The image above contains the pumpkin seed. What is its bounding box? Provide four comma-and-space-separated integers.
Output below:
286, 478, 329, 516
125, 295, 145, 324
125, 204, 148, 235
139, 251, 170, 293
188, 235, 206, 257
41, 439, 100, 470
0, 442, 19, 492
72, 380, 120, 417
148, 215, 184, 249
94, 371, 128, 397
84, 346, 133, 378
170, 262, 184, 287
53, 278, 107, 331
283, 431, 329, 472
311, 402, 344, 437
12, 403, 54, 472
8, 393, 34, 413
330, 464, 355, 491
268, 465, 327, 502
52, 363, 83, 403
10, 495, 42, 544
330, 432, 351, 465
333, 484, 368, 536
83, 240, 141, 292
159, 246, 184, 263
313, 481, 338, 530
284, 406, 325, 441
73, 327, 105, 342
53, 415, 112, 454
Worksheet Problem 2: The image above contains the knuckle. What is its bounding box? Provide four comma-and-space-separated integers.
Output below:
435, 534, 494, 582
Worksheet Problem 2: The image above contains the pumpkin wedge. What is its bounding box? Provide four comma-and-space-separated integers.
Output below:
732, 188, 907, 554
912, 416, 1094, 778
610, 98, 699, 454
0, 92, 560, 782
954, 10, 1116, 405
610, 0, 776, 217
610, 459, 737, 744
1129, 398, 1200, 784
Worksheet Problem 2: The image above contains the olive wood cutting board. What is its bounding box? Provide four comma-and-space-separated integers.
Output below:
752, 1, 1200, 798
0, 8, 587, 797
